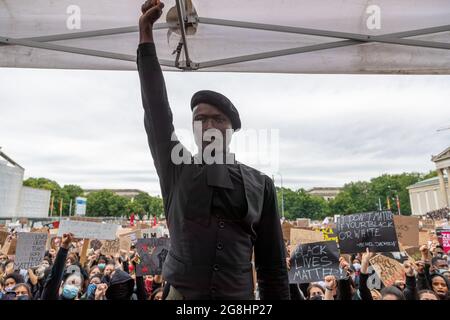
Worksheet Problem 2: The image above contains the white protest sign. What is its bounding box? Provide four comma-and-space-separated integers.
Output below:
57, 220, 118, 240
141, 227, 163, 239
14, 233, 47, 270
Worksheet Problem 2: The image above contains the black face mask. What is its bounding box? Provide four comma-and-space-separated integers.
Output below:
309, 295, 323, 300
16, 295, 30, 300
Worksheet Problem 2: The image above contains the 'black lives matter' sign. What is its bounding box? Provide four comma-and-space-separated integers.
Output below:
288, 241, 346, 284
336, 211, 399, 254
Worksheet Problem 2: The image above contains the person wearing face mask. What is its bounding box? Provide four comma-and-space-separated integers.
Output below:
41, 233, 76, 300
27, 259, 52, 299
97, 257, 108, 269
2, 273, 24, 300
13, 283, 32, 300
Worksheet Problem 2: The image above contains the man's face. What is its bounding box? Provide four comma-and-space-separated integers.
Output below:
192, 103, 233, 152
435, 259, 448, 269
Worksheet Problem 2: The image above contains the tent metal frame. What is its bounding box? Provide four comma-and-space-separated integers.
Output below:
1, 0, 449, 71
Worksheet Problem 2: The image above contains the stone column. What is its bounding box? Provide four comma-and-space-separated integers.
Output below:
447, 167, 450, 207
437, 168, 449, 208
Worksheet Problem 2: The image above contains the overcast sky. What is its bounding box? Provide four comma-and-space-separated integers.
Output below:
1, 68, 449, 195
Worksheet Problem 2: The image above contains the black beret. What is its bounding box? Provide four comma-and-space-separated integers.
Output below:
191, 90, 241, 131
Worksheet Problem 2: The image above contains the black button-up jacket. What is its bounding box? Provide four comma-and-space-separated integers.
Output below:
137, 43, 289, 300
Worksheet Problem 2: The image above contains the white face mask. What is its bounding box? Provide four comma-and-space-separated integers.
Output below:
353, 263, 361, 271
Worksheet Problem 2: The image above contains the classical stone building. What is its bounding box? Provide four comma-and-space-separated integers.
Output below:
407, 147, 450, 215
307, 187, 342, 201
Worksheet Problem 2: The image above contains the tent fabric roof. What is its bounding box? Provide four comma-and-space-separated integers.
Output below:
1, 0, 449, 73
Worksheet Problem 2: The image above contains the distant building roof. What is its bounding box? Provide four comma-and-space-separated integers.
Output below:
407, 176, 446, 189
84, 189, 146, 195
0, 147, 24, 170
307, 187, 342, 197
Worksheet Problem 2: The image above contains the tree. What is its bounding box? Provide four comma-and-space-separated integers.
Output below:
62, 184, 84, 215
134, 192, 164, 218
329, 181, 377, 215
125, 201, 145, 219
86, 190, 127, 217
277, 187, 329, 220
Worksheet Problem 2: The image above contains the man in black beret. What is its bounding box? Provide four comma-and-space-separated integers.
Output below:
136, 0, 289, 300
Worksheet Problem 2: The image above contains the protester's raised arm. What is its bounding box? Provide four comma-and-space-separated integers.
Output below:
41, 233, 73, 300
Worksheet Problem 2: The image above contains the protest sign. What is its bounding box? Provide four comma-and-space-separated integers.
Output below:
370, 254, 406, 287
404, 246, 421, 261
14, 232, 47, 269
90, 239, 104, 251
313, 227, 338, 242
119, 236, 132, 252
421, 219, 435, 230
141, 227, 163, 239
58, 220, 118, 240
79, 239, 90, 266
336, 211, 399, 253
419, 230, 431, 245
366, 265, 382, 290
101, 238, 121, 256
296, 219, 310, 228
1, 236, 17, 255
290, 228, 324, 247
0, 230, 8, 246
288, 241, 346, 284
393, 215, 419, 247
442, 231, 450, 254
281, 222, 293, 242
135, 237, 170, 276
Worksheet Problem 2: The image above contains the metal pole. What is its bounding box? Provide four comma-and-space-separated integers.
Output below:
277, 172, 285, 219
69, 199, 73, 217
175, 0, 192, 66
396, 194, 402, 215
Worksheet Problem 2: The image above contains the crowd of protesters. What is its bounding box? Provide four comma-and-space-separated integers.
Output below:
1, 220, 449, 300
426, 207, 450, 220
0, 231, 167, 300
286, 241, 449, 300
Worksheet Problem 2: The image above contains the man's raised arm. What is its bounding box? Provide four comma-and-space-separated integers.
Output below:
137, 1, 185, 198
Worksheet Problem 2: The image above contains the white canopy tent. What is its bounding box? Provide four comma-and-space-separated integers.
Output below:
1, 0, 449, 73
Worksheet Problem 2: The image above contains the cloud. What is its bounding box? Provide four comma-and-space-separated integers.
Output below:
1, 68, 449, 195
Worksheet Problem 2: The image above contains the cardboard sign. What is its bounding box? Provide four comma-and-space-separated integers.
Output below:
393, 215, 419, 247
288, 241, 346, 284
404, 246, 422, 261
119, 236, 132, 252
135, 237, 170, 276
281, 222, 293, 242
366, 265, 382, 290
290, 228, 324, 247
442, 231, 450, 254
0, 230, 9, 246
58, 220, 118, 240
421, 219, 435, 230
101, 238, 121, 256
140, 227, 163, 239
370, 254, 405, 287
296, 219, 310, 228
336, 211, 399, 254
14, 233, 47, 270
419, 230, 431, 245
1, 236, 16, 255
